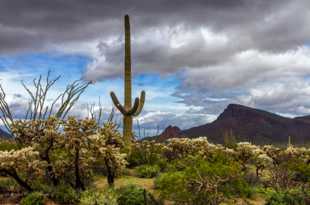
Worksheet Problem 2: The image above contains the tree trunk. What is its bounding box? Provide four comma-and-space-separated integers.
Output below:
41, 139, 58, 186
74, 147, 85, 190
2, 169, 33, 192
105, 159, 115, 186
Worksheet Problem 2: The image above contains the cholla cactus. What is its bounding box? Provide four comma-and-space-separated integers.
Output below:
110, 15, 145, 145
89, 122, 127, 186
0, 147, 45, 191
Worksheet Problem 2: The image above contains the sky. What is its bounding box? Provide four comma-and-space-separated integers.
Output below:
0, 0, 310, 136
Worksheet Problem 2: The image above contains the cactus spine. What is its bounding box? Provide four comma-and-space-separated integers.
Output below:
110, 15, 145, 145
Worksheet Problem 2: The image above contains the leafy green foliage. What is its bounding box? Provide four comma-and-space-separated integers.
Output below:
127, 140, 165, 167
80, 189, 118, 205
135, 164, 160, 178
47, 184, 79, 204
155, 171, 189, 202
263, 188, 310, 205
0, 139, 18, 151
117, 185, 159, 205
0, 177, 19, 193
155, 155, 246, 205
20, 192, 45, 205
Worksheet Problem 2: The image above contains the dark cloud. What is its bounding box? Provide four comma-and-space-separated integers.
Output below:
1, 0, 310, 121
0, 0, 306, 53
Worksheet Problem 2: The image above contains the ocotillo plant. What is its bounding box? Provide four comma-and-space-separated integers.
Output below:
110, 15, 145, 145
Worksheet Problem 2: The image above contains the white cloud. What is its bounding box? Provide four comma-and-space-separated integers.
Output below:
237, 79, 310, 115
84, 25, 236, 81
184, 46, 310, 89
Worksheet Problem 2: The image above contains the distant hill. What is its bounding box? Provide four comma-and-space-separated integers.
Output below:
0, 128, 12, 139
155, 104, 310, 145
154, 125, 182, 142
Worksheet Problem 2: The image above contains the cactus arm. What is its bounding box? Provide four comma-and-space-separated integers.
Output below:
133, 91, 145, 116
110, 92, 127, 115
126, 97, 140, 115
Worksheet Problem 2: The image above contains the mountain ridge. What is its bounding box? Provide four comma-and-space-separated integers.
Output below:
155, 104, 310, 145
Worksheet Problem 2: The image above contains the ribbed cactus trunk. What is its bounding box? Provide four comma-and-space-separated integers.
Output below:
110, 15, 146, 146
124, 15, 133, 144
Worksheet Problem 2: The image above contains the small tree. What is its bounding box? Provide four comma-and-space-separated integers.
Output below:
62, 117, 97, 190
89, 122, 127, 186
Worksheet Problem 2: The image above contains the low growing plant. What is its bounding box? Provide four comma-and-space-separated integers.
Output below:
47, 184, 79, 204
20, 192, 46, 205
117, 185, 159, 205
80, 189, 118, 205
135, 164, 160, 178
263, 188, 310, 205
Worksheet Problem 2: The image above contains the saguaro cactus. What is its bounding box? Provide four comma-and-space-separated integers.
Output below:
110, 15, 145, 145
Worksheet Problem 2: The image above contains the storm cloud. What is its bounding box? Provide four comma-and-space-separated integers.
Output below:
1, 0, 310, 127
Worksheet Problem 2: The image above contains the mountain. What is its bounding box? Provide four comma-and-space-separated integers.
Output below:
0, 128, 12, 139
155, 104, 310, 145
156, 125, 182, 142
294, 115, 310, 124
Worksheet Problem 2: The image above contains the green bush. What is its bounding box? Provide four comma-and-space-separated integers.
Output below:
117, 185, 159, 205
155, 171, 190, 202
221, 178, 254, 198
135, 164, 160, 178
127, 141, 164, 167
264, 188, 310, 205
155, 156, 243, 205
0, 177, 19, 193
80, 189, 118, 205
48, 184, 79, 204
20, 192, 45, 205
0, 139, 18, 151
288, 160, 310, 183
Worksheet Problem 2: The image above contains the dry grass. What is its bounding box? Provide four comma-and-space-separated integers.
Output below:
221, 195, 266, 205
94, 175, 155, 192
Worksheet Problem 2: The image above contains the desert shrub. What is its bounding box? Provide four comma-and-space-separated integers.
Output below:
0, 147, 45, 191
264, 188, 310, 205
0, 139, 18, 151
127, 141, 165, 167
47, 184, 79, 204
135, 164, 160, 178
89, 122, 127, 186
117, 185, 159, 205
155, 156, 243, 205
243, 171, 262, 186
0, 177, 19, 193
287, 159, 310, 183
164, 137, 209, 160
80, 189, 118, 205
221, 178, 254, 198
20, 192, 45, 205
155, 171, 189, 202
